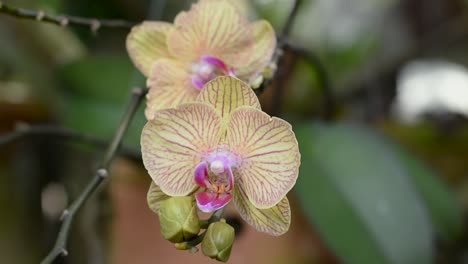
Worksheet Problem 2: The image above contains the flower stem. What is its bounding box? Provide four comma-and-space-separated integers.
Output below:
180, 208, 226, 250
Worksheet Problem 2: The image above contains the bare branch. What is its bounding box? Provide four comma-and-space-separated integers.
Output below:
0, 123, 141, 161
278, 0, 303, 47
0, 2, 137, 33
40, 87, 147, 264
283, 43, 336, 120
269, 0, 304, 116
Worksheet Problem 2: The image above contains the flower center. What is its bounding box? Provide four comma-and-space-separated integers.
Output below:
191, 56, 236, 90
194, 152, 238, 212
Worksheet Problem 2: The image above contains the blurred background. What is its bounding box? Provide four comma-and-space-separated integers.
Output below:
1, 0, 468, 263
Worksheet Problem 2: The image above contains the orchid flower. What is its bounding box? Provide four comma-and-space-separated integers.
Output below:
126, 0, 276, 120
142, 77, 300, 236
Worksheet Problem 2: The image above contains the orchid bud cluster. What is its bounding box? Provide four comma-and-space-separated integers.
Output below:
126, 0, 301, 262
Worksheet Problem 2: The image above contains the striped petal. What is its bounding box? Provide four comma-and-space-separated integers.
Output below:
198, 76, 261, 122
141, 103, 222, 196
126, 22, 173, 76
147, 181, 170, 213
235, 20, 277, 79
227, 107, 300, 208
234, 184, 291, 236
167, 0, 252, 67
146, 59, 198, 120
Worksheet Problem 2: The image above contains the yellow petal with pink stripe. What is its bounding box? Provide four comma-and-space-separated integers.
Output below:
234, 183, 291, 236
126, 22, 173, 76
167, 0, 252, 67
146, 59, 198, 119
198, 76, 261, 121
141, 103, 222, 196
235, 20, 277, 79
227, 107, 300, 208
147, 181, 170, 213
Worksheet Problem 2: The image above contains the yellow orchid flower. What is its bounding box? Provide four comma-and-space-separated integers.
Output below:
126, 0, 276, 119
142, 77, 300, 236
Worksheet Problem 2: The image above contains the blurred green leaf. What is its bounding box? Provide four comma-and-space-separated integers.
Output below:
252, 0, 292, 30
59, 55, 146, 148
295, 123, 434, 264
62, 95, 146, 148
397, 147, 463, 242
61, 55, 144, 103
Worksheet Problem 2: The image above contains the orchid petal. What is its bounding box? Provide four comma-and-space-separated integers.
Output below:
227, 107, 300, 208
196, 192, 233, 213
126, 22, 173, 76
147, 181, 170, 213
235, 20, 277, 79
141, 103, 222, 196
198, 76, 261, 122
194, 162, 210, 188
226, 165, 234, 191
234, 184, 290, 236
146, 59, 198, 119
167, 0, 252, 67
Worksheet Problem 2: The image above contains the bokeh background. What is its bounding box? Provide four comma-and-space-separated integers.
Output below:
1, 0, 468, 263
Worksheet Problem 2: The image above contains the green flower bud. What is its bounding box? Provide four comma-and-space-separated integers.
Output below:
158, 196, 200, 243
201, 220, 235, 262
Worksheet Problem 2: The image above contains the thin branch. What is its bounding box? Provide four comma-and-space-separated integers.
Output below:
270, 0, 303, 116
0, 123, 141, 161
0, 2, 136, 33
40, 87, 147, 264
337, 11, 468, 105
283, 43, 336, 120
278, 0, 303, 47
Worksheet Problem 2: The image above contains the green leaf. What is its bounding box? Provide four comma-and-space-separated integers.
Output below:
59, 55, 146, 148
61, 95, 146, 148
396, 147, 463, 242
295, 123, 434, 264
60, 55, 144, 104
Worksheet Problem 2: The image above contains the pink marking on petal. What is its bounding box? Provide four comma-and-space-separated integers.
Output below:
194, 162, 210, 188
196, 192, 232, 213
191, 76, 205, 90
226, 166, 234, 191
201, 56, 229, 75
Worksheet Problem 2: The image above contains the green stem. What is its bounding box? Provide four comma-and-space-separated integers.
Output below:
180, 208, 226, 250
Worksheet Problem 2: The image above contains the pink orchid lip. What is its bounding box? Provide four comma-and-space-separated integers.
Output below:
200, 56, 229, 74
191, 56, 236, 89
196, 192, 232, 213
193, 160, 234, 212
194, 162, 211, 188
191, 76, 206, 90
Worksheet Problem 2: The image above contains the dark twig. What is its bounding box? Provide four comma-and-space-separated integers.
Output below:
278, 0, 303, 48
270, 0, 303, 116
0, 123, 141, 161
40, 87, 146, 264
283, 43, 336, 120
0, 2, 136, 33
337, 11, 468, 105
